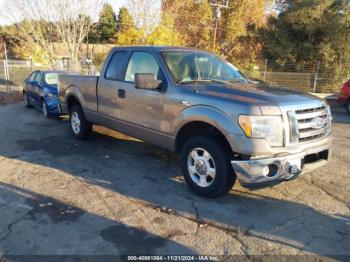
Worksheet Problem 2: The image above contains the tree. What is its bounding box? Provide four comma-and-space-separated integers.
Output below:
115, 4, 183, 47
259, 0, 350, 90
146, 13, 183, 46
128, 0, 160, 43
2, 0, 102, 70
97, 3, 117, 43
220, 0, 266, 68
161, 0, 213, 50
115, 7, 143, 46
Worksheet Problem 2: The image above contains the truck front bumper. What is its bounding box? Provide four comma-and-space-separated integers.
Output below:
231, 139, 332, 186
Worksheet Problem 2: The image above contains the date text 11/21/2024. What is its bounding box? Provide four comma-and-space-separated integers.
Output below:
127, 255, 219, 261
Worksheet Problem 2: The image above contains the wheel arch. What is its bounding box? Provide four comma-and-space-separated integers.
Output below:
175, 121, 234, 155
346, 98, 350, 113
173, 106, 241, 153
64, 85, 85, 113
66, 94, 82, 113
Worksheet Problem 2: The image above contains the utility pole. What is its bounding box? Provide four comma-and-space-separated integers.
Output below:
263, 59, 268, 82
313, 61, 320, 93
3, 41, 9, 92
209, 0, 229, 52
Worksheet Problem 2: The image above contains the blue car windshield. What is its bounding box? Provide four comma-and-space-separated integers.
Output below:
44, 73, 59, 85
161, 51, 247, 84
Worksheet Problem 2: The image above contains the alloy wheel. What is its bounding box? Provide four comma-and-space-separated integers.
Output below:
24, 94, 29, 107
42, 101, 48, 117
187, 147, 216, 188
71, 111, 81, 134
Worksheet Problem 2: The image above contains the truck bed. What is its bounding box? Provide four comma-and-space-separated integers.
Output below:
58, 75, 99, 113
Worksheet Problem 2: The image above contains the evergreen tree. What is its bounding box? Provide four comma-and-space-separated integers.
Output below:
98, 3, 117, 43
260, 0, 350, 90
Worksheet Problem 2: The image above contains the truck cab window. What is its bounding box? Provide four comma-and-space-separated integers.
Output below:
105, 52, 126, 81
124, 52, 163, 82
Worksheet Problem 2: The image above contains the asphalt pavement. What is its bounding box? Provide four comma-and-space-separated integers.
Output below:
0, 102, 349, 259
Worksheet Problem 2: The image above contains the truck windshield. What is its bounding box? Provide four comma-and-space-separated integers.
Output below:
161, 51, 247, 84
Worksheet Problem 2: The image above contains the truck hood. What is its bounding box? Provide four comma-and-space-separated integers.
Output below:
182, 81, 323, 115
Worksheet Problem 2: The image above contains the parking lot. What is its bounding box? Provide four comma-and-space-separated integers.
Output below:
0, 102, 349, 259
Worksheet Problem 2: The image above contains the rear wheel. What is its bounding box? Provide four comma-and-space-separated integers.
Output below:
24, 93, 31, 108
181, 136, 236, 197
69, 104, 92, 139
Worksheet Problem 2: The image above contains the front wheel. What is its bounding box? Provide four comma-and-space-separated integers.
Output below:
69, 104, 92, 139
181, 136, 236, 197
42, 100, 49, 118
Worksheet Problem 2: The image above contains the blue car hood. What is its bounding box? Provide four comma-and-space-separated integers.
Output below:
45, 84, 58, 95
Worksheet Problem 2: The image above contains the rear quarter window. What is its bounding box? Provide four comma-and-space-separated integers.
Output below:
34, 72, 42, 83
29, 72, 37, 81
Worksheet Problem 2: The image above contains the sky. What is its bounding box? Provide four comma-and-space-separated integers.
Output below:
0, 0, 131, 25
105, 0, 128, 17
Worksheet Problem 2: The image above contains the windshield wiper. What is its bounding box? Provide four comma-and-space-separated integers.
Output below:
177, 79, 211, 84
178, 78, 247, 85
177, 78, 231, 85
226, 79, 247, 83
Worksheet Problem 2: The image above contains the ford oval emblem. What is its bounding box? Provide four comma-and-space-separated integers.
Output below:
311, 117, 325, 129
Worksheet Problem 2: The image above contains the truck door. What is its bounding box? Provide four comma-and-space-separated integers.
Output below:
97, 51, 128, 118
118, 51, 169, 133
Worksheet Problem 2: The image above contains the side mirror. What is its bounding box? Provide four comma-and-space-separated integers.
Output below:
31, 80, 39, 86
134, 73, 162, 90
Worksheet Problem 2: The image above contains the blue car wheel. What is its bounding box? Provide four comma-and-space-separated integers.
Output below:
24, 93, 32, 108
42, 100, 49, 118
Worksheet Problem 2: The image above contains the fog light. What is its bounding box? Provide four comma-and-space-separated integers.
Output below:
266, 164, 279, 177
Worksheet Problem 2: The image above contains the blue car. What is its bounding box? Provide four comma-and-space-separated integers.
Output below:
23, 70, 68, 117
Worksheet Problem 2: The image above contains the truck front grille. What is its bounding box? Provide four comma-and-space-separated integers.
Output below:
288, 105, 331, 144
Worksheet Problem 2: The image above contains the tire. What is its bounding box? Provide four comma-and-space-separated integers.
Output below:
181, 136, 236, 197
346, 100, 350, 114
69, 104, 92, 139
24, 93, 32, 108
42, 99, 49, 118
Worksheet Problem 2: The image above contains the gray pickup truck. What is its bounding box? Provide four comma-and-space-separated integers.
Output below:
58, 46, 332, 197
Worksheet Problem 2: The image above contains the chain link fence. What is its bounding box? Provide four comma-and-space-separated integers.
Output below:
0, 59, 98, 93
0, 60, 33, 92
0, 58, 336, 94
260, 60, 333, 93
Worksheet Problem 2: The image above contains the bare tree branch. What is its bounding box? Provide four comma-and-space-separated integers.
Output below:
3, 0, 102, 70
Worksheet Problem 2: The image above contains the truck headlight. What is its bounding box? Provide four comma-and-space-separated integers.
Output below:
239, 115, 284, 146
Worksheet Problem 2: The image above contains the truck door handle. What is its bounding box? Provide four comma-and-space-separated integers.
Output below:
118, 89, 125, 98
